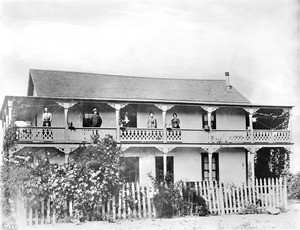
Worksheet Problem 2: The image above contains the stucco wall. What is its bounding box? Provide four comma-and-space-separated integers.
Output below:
123, 147, 247, 185
33, 104, 246, 130
216, 107, 246, 130
218, 148, 246, 183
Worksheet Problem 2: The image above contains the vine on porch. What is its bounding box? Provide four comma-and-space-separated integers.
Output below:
1, 128, 123, 225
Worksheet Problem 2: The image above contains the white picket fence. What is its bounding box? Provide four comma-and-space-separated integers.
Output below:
15, 178, 288, 227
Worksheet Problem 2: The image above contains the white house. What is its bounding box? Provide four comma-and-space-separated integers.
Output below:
0, 69, 293, 186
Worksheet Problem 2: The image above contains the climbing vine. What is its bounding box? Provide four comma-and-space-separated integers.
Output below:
1, 131, 123, 223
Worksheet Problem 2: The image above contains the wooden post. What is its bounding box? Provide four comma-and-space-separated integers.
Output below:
7, 100, 13, 125
41, 198, 45, 224
162, 107, 167, 143
137, 183, 142, 219
163, 153, 167, 179
57, 102, 76, 142
208, 152, 213, 181
115, 104, 121, 143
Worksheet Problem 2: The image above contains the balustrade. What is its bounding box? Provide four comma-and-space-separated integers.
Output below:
16, 127, 64, 142
15, 127, 291, 144
120, 128, 164, 142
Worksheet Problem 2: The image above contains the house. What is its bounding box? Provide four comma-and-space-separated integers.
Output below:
0, 69, 293, 186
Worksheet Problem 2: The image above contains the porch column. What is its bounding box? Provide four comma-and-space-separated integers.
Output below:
155, 104, 174, 143
163, 152, 167, 178
108, 103, 127, 143
246, 147, 258, 185
57, 102, 76, 142
5, 108, 9, 129
7, 100, 13, 125
201, 106, 219, 129
244, 108, 259, 143
157, 146, 175, 180
208, 152, 213, 181
59, 146, 74, 164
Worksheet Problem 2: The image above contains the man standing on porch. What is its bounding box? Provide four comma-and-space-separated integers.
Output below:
90, 108, 102, 127
42, 107, 52, 127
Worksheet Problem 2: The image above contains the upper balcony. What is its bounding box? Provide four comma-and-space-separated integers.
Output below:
15, 126, 292, 145
1, 96, 293, 147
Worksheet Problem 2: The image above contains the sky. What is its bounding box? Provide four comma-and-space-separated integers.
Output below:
0, 0, 299, 171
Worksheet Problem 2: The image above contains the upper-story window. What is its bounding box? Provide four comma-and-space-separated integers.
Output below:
202, 111, 216, 129
120, 104, 137, 128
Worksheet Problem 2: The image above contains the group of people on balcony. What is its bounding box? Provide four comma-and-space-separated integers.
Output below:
146, 111, 180, 129
42, 107, 180, 129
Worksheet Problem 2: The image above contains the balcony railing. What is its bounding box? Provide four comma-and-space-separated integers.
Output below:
16, 127, 292, 144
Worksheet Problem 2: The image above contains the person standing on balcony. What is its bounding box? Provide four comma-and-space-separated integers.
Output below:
42, 108, 52, 127
147, 111, 157, 128
171, 113, 180, 128
90, 108, 102, 127
121, 112, 130, 128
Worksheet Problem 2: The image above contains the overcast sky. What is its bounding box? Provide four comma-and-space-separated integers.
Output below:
0, 0, 299, 171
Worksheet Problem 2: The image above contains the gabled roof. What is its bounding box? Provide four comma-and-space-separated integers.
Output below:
28, 69, 251, 104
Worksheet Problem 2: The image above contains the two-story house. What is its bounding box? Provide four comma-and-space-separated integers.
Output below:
0, 70, 293, 186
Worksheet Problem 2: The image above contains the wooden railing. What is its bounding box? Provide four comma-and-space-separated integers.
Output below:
120, 128, 164, 142
16, 127, 292, 144
16, 127, 65, 142
15, 178, 288, 227
67, 127, 116, 142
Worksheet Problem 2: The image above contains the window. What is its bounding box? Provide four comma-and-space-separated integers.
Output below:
202, 111, 216, 129
201, 152, 219, 181
155, 156, 174, 183
120, 104, 137, 128
83, 112, 94, 127
120, 157, 139, 183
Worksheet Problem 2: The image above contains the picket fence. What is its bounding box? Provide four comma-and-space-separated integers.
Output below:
15, 177, 287, 227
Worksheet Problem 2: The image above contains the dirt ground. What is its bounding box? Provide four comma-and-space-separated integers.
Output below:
23, 202, 300, 230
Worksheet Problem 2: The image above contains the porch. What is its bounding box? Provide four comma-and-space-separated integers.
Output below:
16, 126, 292, 144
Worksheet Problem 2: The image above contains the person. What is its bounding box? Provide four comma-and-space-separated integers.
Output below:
171, 113, 180, 128
42, 108, 52, 127
147, 111, 157, 128
121, 112, 130, 127
90, 108, 102, 127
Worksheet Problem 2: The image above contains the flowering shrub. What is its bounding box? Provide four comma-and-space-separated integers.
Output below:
1, 130, 123, 223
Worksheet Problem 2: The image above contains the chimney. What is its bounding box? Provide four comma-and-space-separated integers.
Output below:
225, 72, 232, 90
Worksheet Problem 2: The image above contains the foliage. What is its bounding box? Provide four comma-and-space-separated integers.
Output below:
1, 132, 123, 223
255, 147, 290, 179
239, 203, 266, 215
286, 172, 300, 199
150, 174, 208, 218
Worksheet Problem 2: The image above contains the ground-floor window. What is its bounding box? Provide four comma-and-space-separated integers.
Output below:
201, 152, 219, 181
120, 157, 139, 183
155, 156, 174, 183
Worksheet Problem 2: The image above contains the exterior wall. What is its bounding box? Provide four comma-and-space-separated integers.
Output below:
34, 106, 116, 128
32, 104, 246, 130
137, 105, 163, 128
124, 147, 247, 185
167, 106, 203, 129
218, 148, 246, 183
137, 105, 203, 129
216, 107, 246, 130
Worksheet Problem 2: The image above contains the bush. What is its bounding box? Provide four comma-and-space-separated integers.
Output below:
287, 172, 300, 199
1, 134, 123, 223
150, 174, 208, 218
239, 203, 266, 215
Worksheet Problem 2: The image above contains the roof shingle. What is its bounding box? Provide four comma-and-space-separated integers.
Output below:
28, 69, 251, 104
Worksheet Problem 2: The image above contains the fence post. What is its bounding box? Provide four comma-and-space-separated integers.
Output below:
283, 177, 288, 209
131, 182, 136, 218
218, 181, 225, 214
135, 183, 141, 219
